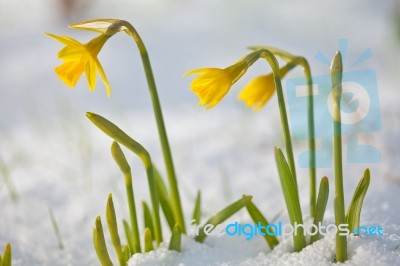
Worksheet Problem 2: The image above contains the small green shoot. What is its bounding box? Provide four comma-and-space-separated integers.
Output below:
106, 194, 125, 265
195, 195, 252, 243
144, 228, 154, 253
346, 169, 371, 235
142, 201, 154, 238
48, 207, 64, 249
1, 243, 11, 266
310, 177, 329, 244
123, 245, 130, 262
123, 219, 134, 253
192, 191, 201, 226
93, 216, 113, 266
275, 147, 305, 252
246, 201, 279, 250
169, 224, 182, 252
0, 156, 18, 201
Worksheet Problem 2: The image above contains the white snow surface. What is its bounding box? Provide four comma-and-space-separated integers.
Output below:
0, 0, 400, 265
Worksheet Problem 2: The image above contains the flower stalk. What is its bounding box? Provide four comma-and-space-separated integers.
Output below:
116, 21, 186, 233
49, 19, 186, 233
331, 51, 347, 262
250, 47, 317, 217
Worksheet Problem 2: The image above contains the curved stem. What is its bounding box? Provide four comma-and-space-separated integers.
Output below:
259, 49, 297, 186
298, 58, 316, 218
123, 22, 186, 233
262, 50, 316, 217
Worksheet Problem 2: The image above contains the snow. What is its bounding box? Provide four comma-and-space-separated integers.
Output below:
1, 0, 400, 265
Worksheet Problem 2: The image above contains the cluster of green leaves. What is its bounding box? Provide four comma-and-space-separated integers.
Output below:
88, 113, 254, 265
242, 49, 371, 262
0, 243, 11, 266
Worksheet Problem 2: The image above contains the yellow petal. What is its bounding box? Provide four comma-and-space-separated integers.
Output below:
95, 58, 111, 96
85, 59, 97, 91
58, 45, 86, 60
183, 68, 221, 76
45, 32, 82, 46
239, 74, 276, 111
55, 61, 85, 87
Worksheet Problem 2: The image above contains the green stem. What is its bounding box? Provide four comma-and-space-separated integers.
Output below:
259, 49, 297, 186
146, 165, 163, 245
251, 47, 317, 216
123, 22, 185, 233
266, 51, 316, 217
299, 59, 316, 218
331, 51, 347, 262
111, 142, 141, 253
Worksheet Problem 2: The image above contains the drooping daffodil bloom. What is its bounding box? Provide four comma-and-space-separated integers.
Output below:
184, 53, 259, 109
238, 74, 276, 111
46, 32, 112, 95
239, 63, 294, 111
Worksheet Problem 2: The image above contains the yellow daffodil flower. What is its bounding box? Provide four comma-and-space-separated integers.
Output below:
184, 60, 252, 109
239, 63, 294, 111
46, 32, 111, 96
238, 74, 276, 111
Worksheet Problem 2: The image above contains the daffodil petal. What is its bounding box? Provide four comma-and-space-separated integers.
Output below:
238, 74, 276, 111
183, 68, 221, 76
85, 59, 97, 91
55, 61, 85, 87
45, 33, 82, 46
58, 45, 86, 60
95, 58, 111, 96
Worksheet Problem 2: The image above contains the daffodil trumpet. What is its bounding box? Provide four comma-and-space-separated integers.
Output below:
47, 19, 186, 233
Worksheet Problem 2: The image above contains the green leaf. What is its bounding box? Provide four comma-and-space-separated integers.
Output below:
192, 191, 201, 225
48, 207, 64, 250
154, 168, 176, 230
168, 224, 182, 252
310, 177, 329, 244
142, 201, 154, 238
123, 245, 131, 263
195, 195, 252, 243
275, 147, 305, 252
2, 243, 11, 266
123, 219, 134, 254
111, 141, 131, 175
246, 201, 279, 250
346, 168, 371, 235
106, 194, 125, 265
87, 112, 151, 167
144, 228, 154, 253
93, 216, 113, 266
86, 113, 162, 245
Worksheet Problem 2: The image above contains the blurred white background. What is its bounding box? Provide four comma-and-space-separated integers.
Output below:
1, 0, 400, 265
